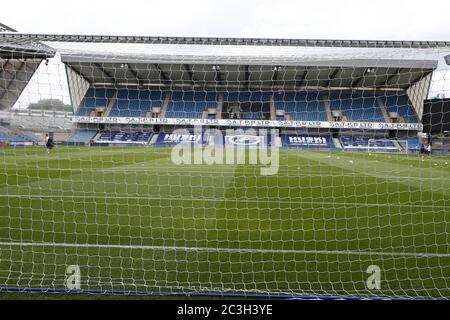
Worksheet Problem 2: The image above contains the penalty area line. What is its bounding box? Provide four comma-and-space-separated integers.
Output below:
0, 241, 448, 258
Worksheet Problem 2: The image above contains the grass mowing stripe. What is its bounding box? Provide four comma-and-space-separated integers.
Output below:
292, 151, 450, 196
1, 147, 449, 299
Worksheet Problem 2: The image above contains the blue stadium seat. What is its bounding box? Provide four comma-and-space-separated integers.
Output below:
77, 88, 115, 116
221, 91, 271, 120
223, 91, 272, 103
0, 132, 34, 142
109, 90, 163, 117
329, 91, 384, 122
381, 94, 418, 123
165, 91, 217, 119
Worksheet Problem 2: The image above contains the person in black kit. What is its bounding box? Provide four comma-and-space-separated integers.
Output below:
420, 143, 426, 155
45, 134, 54, 153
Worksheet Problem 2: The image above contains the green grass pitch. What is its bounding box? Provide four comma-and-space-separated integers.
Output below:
0, 146, 449, 299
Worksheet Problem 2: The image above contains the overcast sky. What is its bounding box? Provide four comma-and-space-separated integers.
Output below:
3, 0, 450, 109
2, 0, 450, 40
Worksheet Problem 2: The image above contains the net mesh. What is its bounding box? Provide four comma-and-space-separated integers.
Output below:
0, 34, 449, 299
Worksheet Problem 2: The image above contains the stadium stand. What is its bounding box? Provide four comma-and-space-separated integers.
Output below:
222, 91, 271, 120
223, 91, 271, 103
109, 90, 164, 117
274, 91, 328, 121
239, 111, 262, 120
329, 91, 385, 122
77, 88, 115, 116
0, 126, 35, 144
381, 93, 418, 123
165, 91, 217, 118
0, 131, 34, 143
10, 114, 72, 131
96, 131, 152, 144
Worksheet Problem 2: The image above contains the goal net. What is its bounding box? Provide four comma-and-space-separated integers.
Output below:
0, 34, 449, 299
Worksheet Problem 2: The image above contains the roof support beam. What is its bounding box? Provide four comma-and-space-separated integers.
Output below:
214, 66, 222, 85
244, 65, 250, 88
271, 67, 279, 84
351, 74, 365, 88
325, 67, 341, 87
0, 22, 17, 32
153, 64, 169, 84
382, 68, 401, 87
410, 70, 428, 85
126, 64, 145, 86
183, 64, 195, 85
295, 68, 309, 87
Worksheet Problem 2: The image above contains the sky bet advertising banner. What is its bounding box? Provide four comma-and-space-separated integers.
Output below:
281, 135, 333, 149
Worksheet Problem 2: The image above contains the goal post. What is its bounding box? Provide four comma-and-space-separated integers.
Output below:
367, 138, 402, 154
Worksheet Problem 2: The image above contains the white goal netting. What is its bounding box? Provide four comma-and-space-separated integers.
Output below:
0, 34, 449, 299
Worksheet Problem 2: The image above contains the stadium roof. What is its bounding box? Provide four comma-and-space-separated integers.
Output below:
61, 61, 434, 90
0, 28, 55, 59
0, 33, 445, 98
0, 26, 55, 110
55, 42, 437, 90
1, 33, 450, 48
9, 34, 432, 90
0, 23, 17, 33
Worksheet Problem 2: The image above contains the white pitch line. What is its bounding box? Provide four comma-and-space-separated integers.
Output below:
0, 194, 448, 209
3, 167, 448, 181
0, 241, 448, 258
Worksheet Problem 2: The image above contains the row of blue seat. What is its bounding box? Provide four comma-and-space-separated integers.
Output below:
381, 95, 418, 123
0, 132, 35, 142
329, 92, 385, 122
109, 91, 165, 117
77, 88, 419, 123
